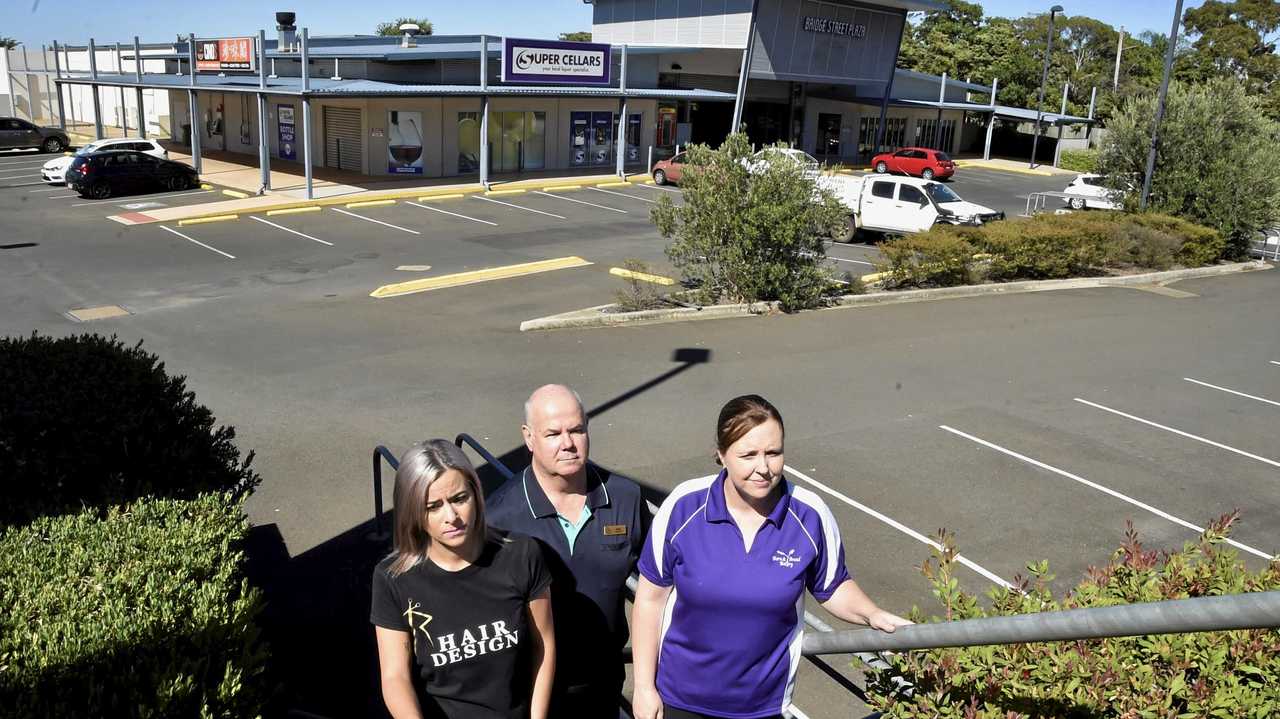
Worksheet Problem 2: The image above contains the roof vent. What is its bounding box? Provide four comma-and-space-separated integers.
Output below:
276, 11, 297, 53
399, 23, 422, 48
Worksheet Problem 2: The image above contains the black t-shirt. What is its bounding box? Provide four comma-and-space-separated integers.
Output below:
370, 534, 553, 719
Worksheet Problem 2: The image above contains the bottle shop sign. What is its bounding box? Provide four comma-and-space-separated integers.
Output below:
502, 37, 611, 85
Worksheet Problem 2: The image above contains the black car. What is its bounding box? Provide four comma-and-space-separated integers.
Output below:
0, 117, 70, 153
65, 150, 200, 199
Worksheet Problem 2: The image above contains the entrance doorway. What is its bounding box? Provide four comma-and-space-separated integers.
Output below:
817, 113, 841, 158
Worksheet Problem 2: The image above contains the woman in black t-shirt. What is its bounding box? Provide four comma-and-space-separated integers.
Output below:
372, 440, 556, 719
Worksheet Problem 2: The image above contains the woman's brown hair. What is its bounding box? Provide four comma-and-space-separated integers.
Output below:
715, 394, 784, 462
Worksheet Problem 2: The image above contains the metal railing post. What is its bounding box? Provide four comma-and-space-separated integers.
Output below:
88, 38, 103, 139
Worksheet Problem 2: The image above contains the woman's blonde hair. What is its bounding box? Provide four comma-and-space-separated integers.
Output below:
386, 439, 487, 576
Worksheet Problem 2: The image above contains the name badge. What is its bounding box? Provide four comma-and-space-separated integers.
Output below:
603, 524, 628, 536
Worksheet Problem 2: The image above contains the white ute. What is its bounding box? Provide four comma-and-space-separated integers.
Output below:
819, 174, 1004, 241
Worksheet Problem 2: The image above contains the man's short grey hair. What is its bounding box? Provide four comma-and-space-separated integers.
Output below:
524, 384, 587, 426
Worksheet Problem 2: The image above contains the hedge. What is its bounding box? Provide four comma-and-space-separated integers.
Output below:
0, 492, 270, 718
865, 514, 1280, 717
876, 213, 1227, 289
0, 333, 260, 526
1058, 148, 1099, 173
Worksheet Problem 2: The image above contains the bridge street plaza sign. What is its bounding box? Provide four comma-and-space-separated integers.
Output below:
501, 37, 612, 85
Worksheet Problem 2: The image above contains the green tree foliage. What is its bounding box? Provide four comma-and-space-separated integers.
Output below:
375, 17, 434, 36
1097, 76, 1280, 256
559, 31, 593, 42
650, 134, 847, 311
865, 514, 1280, 717
899, 0, 986, 80
1183, 0, 1280, 118
0, 38, 20, 49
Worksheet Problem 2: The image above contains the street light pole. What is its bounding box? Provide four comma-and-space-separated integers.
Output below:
1029, 5, 1063, 169
1140, 0, 1185, 211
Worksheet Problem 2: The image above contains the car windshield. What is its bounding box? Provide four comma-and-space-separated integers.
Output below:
935, 151, 952, 162
924, 183, 962, 204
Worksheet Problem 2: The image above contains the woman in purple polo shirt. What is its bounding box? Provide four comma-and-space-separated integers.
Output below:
632, 395, 909, 719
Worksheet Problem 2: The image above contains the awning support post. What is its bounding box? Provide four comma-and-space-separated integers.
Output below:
730, 0, 761, 136
1053, 82, 1069, 167
188, 89, 201, 173
479, 35, 489, 189
52, 41, 66, 130
983, 78, 998, 161
934, 72, 946, 150
873, 12, 907, 156
89, 37, 103, 139
616, 44, 628, 178
301, 28, 313, 199
257, 29, 270, 192
116, 42, 127, 135
134, 36, 145, 138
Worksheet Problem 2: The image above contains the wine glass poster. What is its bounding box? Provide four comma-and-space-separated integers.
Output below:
387, 111, 424, 174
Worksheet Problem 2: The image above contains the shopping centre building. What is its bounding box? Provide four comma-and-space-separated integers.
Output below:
5, 0, 1093, 194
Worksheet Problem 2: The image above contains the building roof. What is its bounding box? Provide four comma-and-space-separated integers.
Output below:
894, 68, 990, 93
895, 99, 1094, 125
52, 70, 736, 101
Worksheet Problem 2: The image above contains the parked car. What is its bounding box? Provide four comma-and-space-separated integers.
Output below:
870, 147, 955, 180
651, 152, 687, 185
65, 150, 200, 199
744, 147, 821, 177
42, 138, 168, 184
0, 117, 70, 153
820, 173, 1003, 240
1062, 173, 1124, 211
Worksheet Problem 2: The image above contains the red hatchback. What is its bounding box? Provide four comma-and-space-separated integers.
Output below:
871, 147, 956, 180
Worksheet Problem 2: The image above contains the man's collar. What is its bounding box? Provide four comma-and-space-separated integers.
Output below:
704, 469, 791, 527
520, 464, 610, 519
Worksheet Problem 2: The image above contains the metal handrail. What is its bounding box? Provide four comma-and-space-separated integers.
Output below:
370, 445, 400, 540
802, 590, 1280, 656
454, 433, 516, 482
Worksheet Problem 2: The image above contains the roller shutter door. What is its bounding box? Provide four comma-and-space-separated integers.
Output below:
323, 106, 362, 172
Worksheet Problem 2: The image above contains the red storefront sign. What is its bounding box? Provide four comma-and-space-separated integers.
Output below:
195, 37, 256, 72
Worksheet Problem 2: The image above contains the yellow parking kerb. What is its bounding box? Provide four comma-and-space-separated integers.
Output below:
542, 185, 582, 192
484, 188, 526, 196
177, 214, 239, 226
596, 181, 632, 188
609, 266, 675, 285
222, 189, 250, 199
371, 256, 593, 298
266, 206, 322, 216
346, 199, 397, 209
417, 193, 466, 201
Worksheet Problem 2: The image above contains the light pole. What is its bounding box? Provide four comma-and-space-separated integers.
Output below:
1140, 0, 1185, 210
1029, 5, 1064, 169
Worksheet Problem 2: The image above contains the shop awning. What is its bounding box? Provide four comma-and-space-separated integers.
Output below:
894, 98, 1094, 125
49, 71, 737, 101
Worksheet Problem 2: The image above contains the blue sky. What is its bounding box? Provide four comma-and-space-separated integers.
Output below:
4, 1, 1196, 48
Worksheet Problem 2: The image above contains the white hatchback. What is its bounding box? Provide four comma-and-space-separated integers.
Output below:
1062, 173, 1124, 211
42, 138, 168, 184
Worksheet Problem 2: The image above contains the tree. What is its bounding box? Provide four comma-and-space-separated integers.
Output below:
1183, 0, 1280, 118
0, 38, 20, 49
1097, 76, 1280, 257
559, 32, 592, 42
651, 134, 848, 310
899, 0, 986, 80
375, 17, 433, 36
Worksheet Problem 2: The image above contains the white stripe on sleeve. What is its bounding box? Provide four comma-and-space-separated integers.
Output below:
790, 484, 843, 590
647, 474, 718, 580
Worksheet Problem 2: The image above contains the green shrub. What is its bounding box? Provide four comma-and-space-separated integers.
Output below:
0, 492, 270, 718
866, 514, 1280, 718
0, 333, 260, 525
877, 232, 976, 288
613, 259, 666, 312
1058, 149, 1098, 173
1130, 213, 1228, 266
974, 213, 1122, 280
653, 133, 848, 311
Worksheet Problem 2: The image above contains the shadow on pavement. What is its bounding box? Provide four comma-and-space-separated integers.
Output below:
245, 349, 712, 718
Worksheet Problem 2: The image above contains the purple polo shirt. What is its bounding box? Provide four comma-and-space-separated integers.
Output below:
638, 471, 851, 718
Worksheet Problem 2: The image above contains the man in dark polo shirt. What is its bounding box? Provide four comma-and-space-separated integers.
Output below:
487, 384, 650, 718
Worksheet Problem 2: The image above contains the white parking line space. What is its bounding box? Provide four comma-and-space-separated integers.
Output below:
1074, 397, 1280, 469
471, 195, 567, 219
637, 183, 681, 194
249, 215, 334, 246
158, 225, 236, 259
1183, 377, 1280, 408
589, 186, 656, 203
1271, 361, 1280, 367
0, 163, 51, 171
330, 207, 421, 235
405, 201, 498, 226
69, 189, 214, 208
939, 425, 1274, 561
827, 256, 875, 267
47, 194, 79, 199
532, 190, 628, 214
783, 465, 1015, 589
28, 187, 63, 193
0, 173, 39, 181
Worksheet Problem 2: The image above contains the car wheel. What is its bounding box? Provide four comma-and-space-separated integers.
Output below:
41, 137, 65, 153
922, 168, 935, 180
88, 182, 112, 200
1069, 197, 1087, 211
653, 169, 667, 186
875, 161, 888, 174
832, 215, 856, 243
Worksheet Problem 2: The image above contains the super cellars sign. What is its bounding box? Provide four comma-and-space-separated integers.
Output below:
801, 16, 867, 38
502, 37, 611, 85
